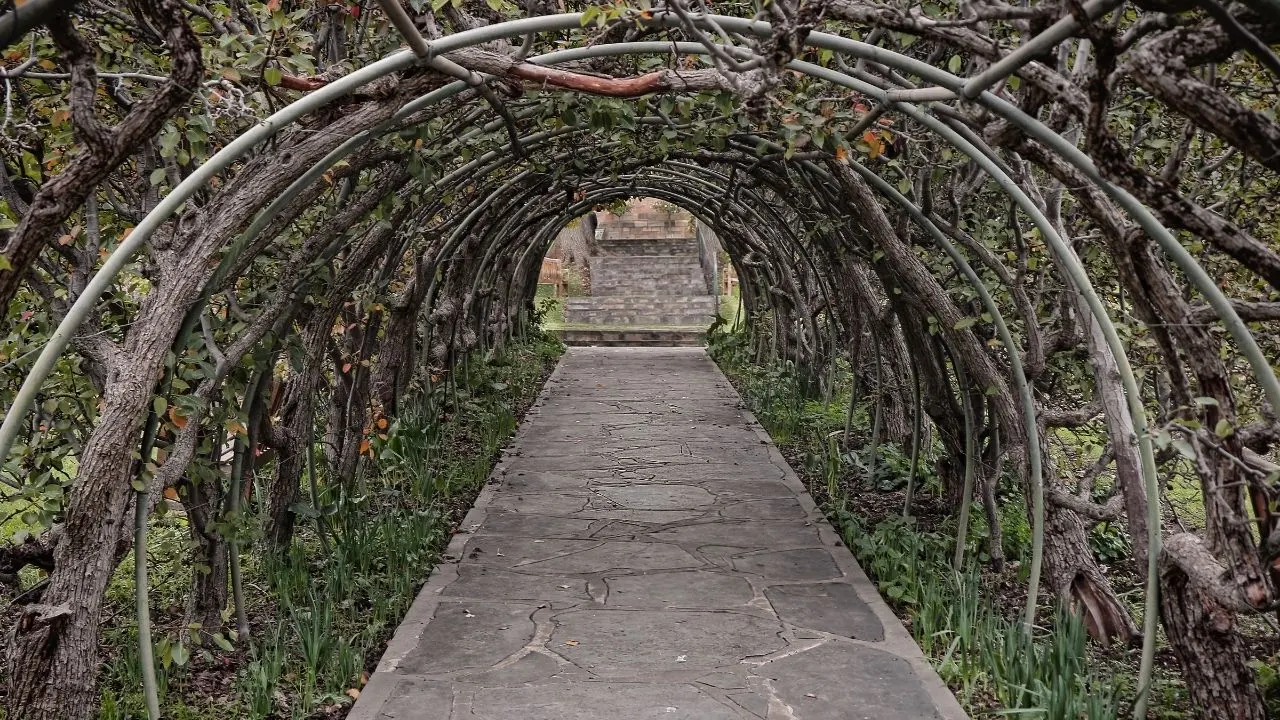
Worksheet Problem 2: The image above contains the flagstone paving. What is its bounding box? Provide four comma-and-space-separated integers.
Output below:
350, 347, 967, 720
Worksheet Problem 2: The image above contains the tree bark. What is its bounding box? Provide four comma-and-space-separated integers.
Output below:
178, 469, 229, 638
1160, 563, 1266, 720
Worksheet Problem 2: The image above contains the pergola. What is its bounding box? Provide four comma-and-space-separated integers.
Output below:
1, 3, 1277, 718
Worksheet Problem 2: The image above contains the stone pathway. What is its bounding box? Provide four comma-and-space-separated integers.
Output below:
351, 348, 967, 720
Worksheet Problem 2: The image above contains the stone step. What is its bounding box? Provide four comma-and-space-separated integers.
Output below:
564, 297, 715, 326
592, 273, 708, 296
565, 296, 717, 310
592, 254, 702, 267
592, 283, 707, 297
590, 270, 705, 283
563, 311, 716, 326
564, 295, 716, 326
595, 239, 699, 256
555, 328, 706, 347
592, 257, 705, 277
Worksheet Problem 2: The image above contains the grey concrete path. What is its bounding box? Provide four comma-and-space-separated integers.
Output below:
351, 348, 967, 720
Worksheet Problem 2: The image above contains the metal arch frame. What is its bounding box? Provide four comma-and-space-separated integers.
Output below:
8, 15, 1276, 440
4, 14, 1275, 715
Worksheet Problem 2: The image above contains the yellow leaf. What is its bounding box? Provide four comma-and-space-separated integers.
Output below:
163, 487, 180, 501
376, 417, 388, 429
345, 688, 360, 700
38, 59, 55, 70
863, 130, 884, 159
359, 439, 371, 455
169, 407, 189, 429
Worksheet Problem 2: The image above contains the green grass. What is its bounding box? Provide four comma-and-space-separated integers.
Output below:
707, 325, 1159, 719
0, 497, 21, 538
718, 286, 743, 327
535, 283, 565, 327
94, 332, 565, 719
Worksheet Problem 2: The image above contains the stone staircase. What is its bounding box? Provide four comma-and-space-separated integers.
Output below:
560, 200, 716, 347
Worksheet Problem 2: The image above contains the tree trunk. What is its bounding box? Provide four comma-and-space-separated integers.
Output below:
372, 272, 428, 417
267, 325, 328, 549
178, 471, 228, 638
4, 381, 157, 719
1042, 496, 1139, 643
1160, 564, 1266, 720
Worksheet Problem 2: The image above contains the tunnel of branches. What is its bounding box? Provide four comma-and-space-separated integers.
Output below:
0, 0, 1279, 718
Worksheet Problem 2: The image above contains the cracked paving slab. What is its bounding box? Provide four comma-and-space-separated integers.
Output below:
351, 347, 967, 720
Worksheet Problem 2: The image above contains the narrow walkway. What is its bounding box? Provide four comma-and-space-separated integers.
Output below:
352, 348, 966, 720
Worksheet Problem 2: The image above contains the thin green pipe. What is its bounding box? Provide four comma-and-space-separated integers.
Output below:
867, 325, 884, 481
903, 355, 922, 517
953, 359, 977, 572
843, 356, 857, 446
227, 368, 263, 643
134, 484, 161, 719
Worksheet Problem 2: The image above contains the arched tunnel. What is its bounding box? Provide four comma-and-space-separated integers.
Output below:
0, 2, 1278, 718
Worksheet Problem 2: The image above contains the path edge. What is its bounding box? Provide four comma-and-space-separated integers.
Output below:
698, 349, 971, 720
347, 350, 572, 719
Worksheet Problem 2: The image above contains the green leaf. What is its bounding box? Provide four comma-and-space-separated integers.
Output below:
1171, 438, 1196, 461
171, 642, 190, 667
1214, 419, 1234, 438
485, 0, 502, 10
0, 253, 11, 270
948, 54, 962, 74
212, 633, 235, 651
263, 67, 282, 86
153, 397, 168, 415
953, 317, 978, 330
149, 168, 167, 186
